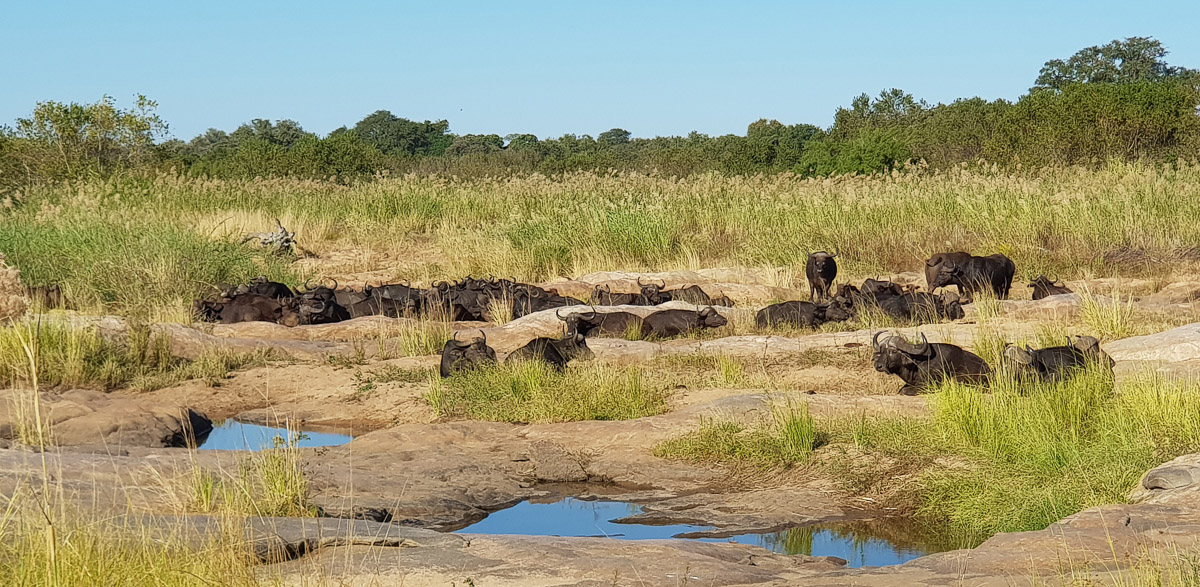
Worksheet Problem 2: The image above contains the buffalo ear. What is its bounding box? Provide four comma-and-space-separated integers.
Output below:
1004, 344, 1036, 365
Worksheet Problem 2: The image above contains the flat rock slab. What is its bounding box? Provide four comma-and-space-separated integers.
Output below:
118, 514, 464, 564
269, 533, 846, 586
0, 388, 211, 448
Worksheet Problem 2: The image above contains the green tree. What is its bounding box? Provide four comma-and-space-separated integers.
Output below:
1034, 37, 1200, 91
598, 128, 632, 146
1, 94, 166, 182
352, 110, 452, 156
228, 119, 312, 148
445, 134, 504, 156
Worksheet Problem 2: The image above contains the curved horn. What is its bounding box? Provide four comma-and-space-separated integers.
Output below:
479, 329, 488, 345
638, 277, 647, 287
830, 247, 839, 258
655, 279, 666, 288
1004, 344, 1036, 365
302, 278, 315, 292
556, 307, 569, 320
892, 332, 930, 355
328, 278, 338, 291
806, 247, 812, 257
582, 305, 598, 319
872, 330, 885, 350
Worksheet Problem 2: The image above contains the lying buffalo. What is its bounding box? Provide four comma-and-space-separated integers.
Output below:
558, 307, 644, 338
755, 300, 851, 329
877, 292, 965, 322
25, 284, 67, 309
637, 278, 668, 305
242, 276, 294, 299
872, 331, 991, 395
506, 332, 595, 370
641, 307, 728, 339
659, 284, 734, 307
1028, 275, 1072, 300
925, 252, 1016, 299
806, 249, 838, 302
591, 285, 639, 306
197, 293, 300, 326
1004, 335, 1114, 382
296, 282, 350, 325
439, 331, 498, 377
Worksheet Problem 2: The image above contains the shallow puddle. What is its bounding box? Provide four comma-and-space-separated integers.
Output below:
196, 420, 353, 451
454, 498, 955, 567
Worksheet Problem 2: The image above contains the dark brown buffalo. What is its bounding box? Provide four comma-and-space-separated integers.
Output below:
557, 307, 644, 338
439, 331, 498, 377
1004, 335, 1114, 382
925, 252, 1016, 299
871, 331, 991, 395
505, 333, 595, 370
805, 249, 839, 302
1028, 275, 1073, 300
641, 307, 728, 339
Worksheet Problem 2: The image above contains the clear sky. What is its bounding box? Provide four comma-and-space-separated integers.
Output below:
5, 0, 1199, 141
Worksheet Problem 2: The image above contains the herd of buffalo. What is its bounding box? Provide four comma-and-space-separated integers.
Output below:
188, 249, 1099, 393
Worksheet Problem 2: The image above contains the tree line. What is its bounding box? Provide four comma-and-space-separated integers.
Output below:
2, 37, 1198, 188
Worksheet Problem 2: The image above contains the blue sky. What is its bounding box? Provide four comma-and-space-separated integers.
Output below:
5, 1, 1199, 141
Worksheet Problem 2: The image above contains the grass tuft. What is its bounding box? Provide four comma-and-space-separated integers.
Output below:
427, 361, 670, 423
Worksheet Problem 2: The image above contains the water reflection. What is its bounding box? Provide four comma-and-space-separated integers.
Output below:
454, 498, 961, 567
196, 420, 353, 451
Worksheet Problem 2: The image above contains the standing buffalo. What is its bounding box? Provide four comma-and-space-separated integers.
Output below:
439, 331, 498, 377
872, 331, 991, 395
1028, 276, 1072, 300
1004, 335, 1114, 382
806, 250, 839, 302
641, 307, 728, 339
925, 252, 1016, 299
505, 332, 595, 370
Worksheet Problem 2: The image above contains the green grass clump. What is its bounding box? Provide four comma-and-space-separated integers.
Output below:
0, 322, 270, 391
840, 368, 1200, 544
5, 165, 1200, 318
0, 215, 299, 319
426, 361, 669, 423
655, 402, 820, 467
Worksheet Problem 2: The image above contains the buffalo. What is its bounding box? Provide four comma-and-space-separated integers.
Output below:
296, 281, 351, 324
925, 252, 1016, 299
198, 293, 300, 326
755, 300, 849, 329
591, 284, 639, 306
806, 249, 839, 302
660, 284, 721, 306
439, 331, 498, 377
505, 332, 595, 370
637, 278, 668, 306
877, 292, 965, 322
1004, 335, 1114, 382
25, 284, 67, 309
1028, 275, 1072, 300
242, 276, 294, 299
557, 307, 644, 338
641, 307, 728, 339
872, 331, 991, 395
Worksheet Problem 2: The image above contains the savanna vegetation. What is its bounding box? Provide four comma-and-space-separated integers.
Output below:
1, 37, 1198, 188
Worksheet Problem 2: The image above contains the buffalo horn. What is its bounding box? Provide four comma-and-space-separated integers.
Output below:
1004, 344, 1036, 365
871, 330, 885, 350
830, 247, 839, 258
892, 332, 930, 355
